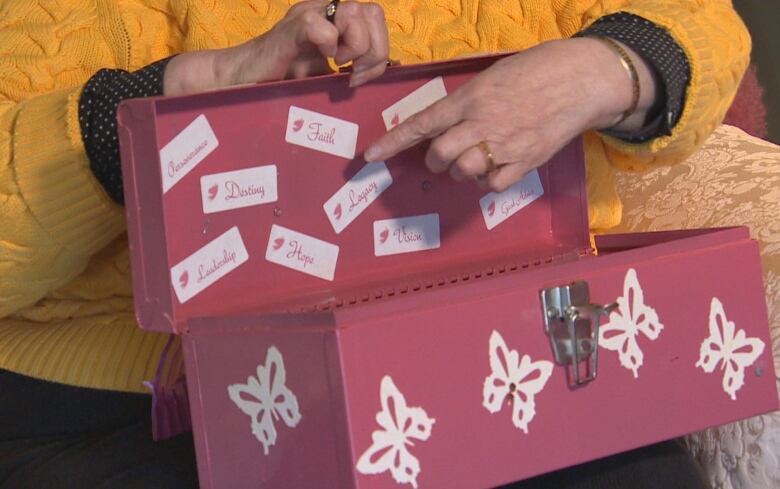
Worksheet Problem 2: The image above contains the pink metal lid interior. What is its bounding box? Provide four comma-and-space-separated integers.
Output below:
120, 55, 590, 333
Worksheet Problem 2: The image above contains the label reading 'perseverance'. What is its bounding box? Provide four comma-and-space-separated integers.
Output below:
373, 213, 440, 257
160, 114, 219, 193
479, 170, 544, 230
381, 77, 447, 130
201, 165, 278, 214
324, 161, 393, 234
265, 225, 339, 281
285, 106, 359, 159
170, 226, 249, 304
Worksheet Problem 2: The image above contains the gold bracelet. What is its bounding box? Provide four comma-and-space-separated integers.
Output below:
591, 35, 640, 127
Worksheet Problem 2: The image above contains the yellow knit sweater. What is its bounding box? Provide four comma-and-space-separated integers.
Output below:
0, 0, 750, 393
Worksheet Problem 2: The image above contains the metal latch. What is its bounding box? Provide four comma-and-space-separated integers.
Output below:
540, 281, 617, 387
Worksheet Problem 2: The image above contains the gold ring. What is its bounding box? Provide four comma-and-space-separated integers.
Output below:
478, 140, 498, 173
325, 0, 339, 23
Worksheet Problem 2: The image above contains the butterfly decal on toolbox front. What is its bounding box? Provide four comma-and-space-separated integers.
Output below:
696, 297, 766, 400
599, 268, 664, 378
227, 346, 302, 455
482, 330, 554, 433
356, 375, 435, 488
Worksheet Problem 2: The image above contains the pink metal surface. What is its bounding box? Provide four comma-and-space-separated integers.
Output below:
183, 227, 777, 489
119, 54, 778, 489
118, 54, 589, 333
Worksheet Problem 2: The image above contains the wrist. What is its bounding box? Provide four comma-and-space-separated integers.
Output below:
164, 51, 220, 96
570, 36, 659, 133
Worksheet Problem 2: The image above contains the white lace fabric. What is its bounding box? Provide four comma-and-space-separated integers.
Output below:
610, 125, 780, 489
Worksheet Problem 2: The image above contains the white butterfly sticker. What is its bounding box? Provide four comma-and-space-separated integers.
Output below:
227, 346, 302, 455
599, 268, 664, 378
482, 330, 553, 433
696, 298, 766, 400
356, 376, 435, 488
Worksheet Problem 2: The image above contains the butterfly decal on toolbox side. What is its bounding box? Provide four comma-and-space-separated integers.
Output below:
227, 346, 302, 455
356, 375, 435, 488
599, 268, 664, 378
696, 297, 765, 400
482, 330, 553, 434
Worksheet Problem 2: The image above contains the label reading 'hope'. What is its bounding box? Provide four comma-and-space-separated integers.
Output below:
201, 165, 278, 214
324, 161, 393, 234
479, 170, 544, 230
170, 226, 249, 304
285, 106, 359, 159
160, 114, 219, 193
373, 213, 441, 257
265, 225, 339, 281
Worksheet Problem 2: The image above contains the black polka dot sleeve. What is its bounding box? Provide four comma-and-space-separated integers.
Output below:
578, 13, 692, 143
78, 57, 174, 205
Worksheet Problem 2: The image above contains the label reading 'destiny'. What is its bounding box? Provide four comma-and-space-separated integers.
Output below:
373, 213, 441, 257
160, 114, 219, 193
201, 165, 278, 214
285, 106, 359, 160
381, 77, 448, 130
479, 170, 544, 230
323, 161, 393, 234
170, 226, 249, 304
265, 225, 340, 281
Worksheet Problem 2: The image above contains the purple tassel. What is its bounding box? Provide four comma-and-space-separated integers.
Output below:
144, 335, 192, 440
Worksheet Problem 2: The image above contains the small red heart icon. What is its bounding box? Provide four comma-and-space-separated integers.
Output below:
179, 270, 189, 288
272, 237, 285, 250
207, 183, 219, 200
391, 113, 400, 127
292, 118, 304, 132
487, 201, 496, 217
379, 228, 389, 244
333, 203, 342, 220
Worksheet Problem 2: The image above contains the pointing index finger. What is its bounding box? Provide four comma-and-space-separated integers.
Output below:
364, 96, 462, 162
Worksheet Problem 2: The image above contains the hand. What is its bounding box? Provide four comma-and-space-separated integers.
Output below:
364, 38, 658, 192
164, 0, 389, 95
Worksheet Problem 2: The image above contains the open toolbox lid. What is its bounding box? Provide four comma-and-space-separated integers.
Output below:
118, 54, 590, 334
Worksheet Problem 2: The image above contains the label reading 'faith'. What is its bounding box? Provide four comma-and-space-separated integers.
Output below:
285, 106, 359, 159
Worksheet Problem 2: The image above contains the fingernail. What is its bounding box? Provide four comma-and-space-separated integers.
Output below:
364, 146, 379, 161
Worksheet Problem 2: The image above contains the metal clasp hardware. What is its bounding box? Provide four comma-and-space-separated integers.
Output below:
540, 281, 617, 387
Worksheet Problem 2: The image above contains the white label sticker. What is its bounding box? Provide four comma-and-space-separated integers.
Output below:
323, 162, 393, 234
170, 226, 249, 304
479, 170, 544, 230
285, 106, 359, 159
374, 213, 440, 257
201, 165, 278, 214
160, 114, 219, 193
265, 225, 339, 281
382, 77, 447, 130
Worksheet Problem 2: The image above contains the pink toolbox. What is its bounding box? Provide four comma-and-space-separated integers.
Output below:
118, 54, 778, 489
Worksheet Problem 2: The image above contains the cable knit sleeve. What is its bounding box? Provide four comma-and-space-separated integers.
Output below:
0, 88, 127, 318
583, 0, 751, 172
